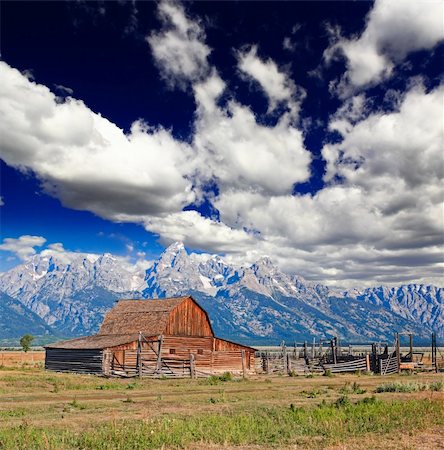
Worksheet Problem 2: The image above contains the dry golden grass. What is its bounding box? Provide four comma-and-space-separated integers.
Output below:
0, 366, 443, 449
0, 351, 44, 368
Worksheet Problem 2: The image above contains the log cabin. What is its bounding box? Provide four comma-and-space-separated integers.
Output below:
45, 296, 256, 377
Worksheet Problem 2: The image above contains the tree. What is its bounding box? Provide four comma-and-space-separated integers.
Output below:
20, 334, 34, 352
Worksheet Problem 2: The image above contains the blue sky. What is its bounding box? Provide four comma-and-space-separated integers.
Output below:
0, 0, 443, 287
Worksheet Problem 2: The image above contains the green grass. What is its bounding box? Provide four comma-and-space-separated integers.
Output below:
0, 398, 442, 449
375, 380, 444, 393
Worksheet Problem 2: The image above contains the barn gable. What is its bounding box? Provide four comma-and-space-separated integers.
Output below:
98, 296, 214, 337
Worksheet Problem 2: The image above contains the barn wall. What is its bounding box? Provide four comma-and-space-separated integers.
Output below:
109, 335, 254, 375
45, 348, 103, 374
165, 298, 213, 337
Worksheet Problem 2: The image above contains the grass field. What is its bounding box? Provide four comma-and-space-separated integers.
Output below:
0, 361, 443, 449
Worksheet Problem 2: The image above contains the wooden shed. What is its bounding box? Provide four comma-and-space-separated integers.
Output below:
45, 296, 256, 377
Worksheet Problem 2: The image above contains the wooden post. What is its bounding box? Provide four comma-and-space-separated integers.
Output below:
190, 353, 195, 379
303, 341, 308, 360
156, 335, 163, 373
409, 333, 413, 362
241, 350, 246, 379
312, 338, 316, 359
283, 345, 287, 373
287, 353, 291, 375
137, 331, 142, 378
396, 333, 401, 374
331, 338, 337, 365
432, 333, 437, 373
266, 352, 270, 374
365, 354, 370, 372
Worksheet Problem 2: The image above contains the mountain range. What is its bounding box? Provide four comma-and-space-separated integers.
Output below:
0, 242, 442, 345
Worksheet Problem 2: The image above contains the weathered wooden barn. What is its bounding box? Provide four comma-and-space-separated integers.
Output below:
45, 296, 256, 377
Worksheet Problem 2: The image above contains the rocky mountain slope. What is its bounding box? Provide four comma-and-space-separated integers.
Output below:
0, 242, 442, 344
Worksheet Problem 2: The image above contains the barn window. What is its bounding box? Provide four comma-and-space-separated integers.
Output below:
197, 349, 203, 355
169, 349, 176, 354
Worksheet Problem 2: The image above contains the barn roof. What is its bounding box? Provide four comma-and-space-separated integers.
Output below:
98, 296, 201, 336
45, 333, 139, 350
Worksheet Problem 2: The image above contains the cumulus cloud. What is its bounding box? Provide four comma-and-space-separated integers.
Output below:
237, 45, 301, 113
193, 72, 311, 195
145, 210, 254, 254
0, 62, 195, 221
147, 0, 211, 88
0, 235, 46, 260
325, 0, 444, 95
211, 82, 444, 286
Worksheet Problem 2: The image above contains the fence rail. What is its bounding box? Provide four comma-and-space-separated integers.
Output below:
323, 357, 369, 373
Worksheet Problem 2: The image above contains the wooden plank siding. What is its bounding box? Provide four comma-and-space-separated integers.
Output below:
165, 297, 213, 337
45, 349, 103, 374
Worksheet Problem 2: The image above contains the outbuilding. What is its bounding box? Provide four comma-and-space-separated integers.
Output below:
45, 296, 256, 377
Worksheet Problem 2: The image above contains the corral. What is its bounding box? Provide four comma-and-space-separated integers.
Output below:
45, 296, 256, 377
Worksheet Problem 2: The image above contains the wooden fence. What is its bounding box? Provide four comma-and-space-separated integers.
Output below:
380, 353, 399, 375
323, 356, 370, 373
109, 350, 194, 378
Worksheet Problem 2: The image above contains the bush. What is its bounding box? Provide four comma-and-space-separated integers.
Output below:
203, 372, 233, 385
335, 395, 351, 408
375, 382, 428, 393
430, 381, 444, 392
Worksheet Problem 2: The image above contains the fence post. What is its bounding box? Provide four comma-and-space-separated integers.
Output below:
266, 352, 270, 374
137, 331, 142, 378
365, 354, 370, 372
190, 353, 195, 379
396, 333, 401, 374
287, 354, 291, 375
156, 335, 163, 373
331, 338, 337, 365
241, 350, 246, 379
283, 345, 287, 373
432, 333, 438, 373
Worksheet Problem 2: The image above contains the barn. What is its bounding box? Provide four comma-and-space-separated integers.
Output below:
45, 296, 256, 377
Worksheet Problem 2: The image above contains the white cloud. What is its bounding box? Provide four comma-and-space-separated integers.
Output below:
237, 45, 300, 113
0, 62, 195, 222
147, 0, 211, 88
323, 84, 444, 188
193, 72, 312, 196
212, 83, 444, 286
0, 235, 46, 260
325, 0, 444, 95
145, 210, 254, 254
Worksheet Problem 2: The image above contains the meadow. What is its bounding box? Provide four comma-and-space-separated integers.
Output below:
0, 353, 443, 450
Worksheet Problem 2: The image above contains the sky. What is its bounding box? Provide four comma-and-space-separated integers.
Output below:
0, 0, 443, 287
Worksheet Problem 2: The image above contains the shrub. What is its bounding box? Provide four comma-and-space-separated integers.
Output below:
375, 382, 428, 393
335, 395, 351, 408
